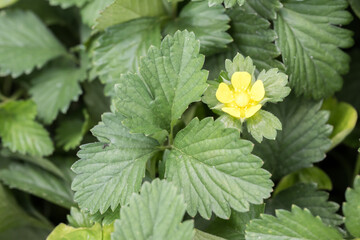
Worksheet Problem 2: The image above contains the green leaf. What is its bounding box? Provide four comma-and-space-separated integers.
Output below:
245, 206, 343, 240
194, 229, 226, 240
89, 207, 120, 226
0, 0, 17, 8
198, 0, 245, 8
67, 207, 93, 228
343, 175, 360, 237
251, 96, 332, 180
322, 98, 358, 150
0, 100, 54, 157
257, 68, 291, 103
0, 163, 74, 209
274, 0, 353, 99
80, 0, 113, 27
29, 66, 86, 124
0, 10, 66, 77
114, 30, 208, 136
225, 53, 255, 79
55, 110, 91, 151
246, 110, 282, 143
243, 0, 282, 20
164, 1, 232, 55
266, 183, 343, 227
95, 0, 165, 30
93, 18, 161, 96
165, 118, 273, 219
205, 204, 264, 240
275, 167, 333, 194
112, 179, 194, 240
49, 0, 90, 8
349, 0, 360, 19
228, 8, 283, 71
72, 112, 159, 214
47, 223, 104, 240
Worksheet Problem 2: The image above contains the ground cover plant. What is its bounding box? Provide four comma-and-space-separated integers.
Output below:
0, 0, 360, 239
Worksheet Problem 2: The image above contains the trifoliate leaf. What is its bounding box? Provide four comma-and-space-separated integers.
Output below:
93, 18, 161, 96
205, 204, 264, 240
245, 206, 343, 240
0, 10, 66, 77
349, 0, 360, 18
114, 30, 208, 136
266, 183, 343, 227
95, 0, 165, 30
275, 167, 333, 194
71, 112, 159, 214
112, 179, 194, 240
243, 0, 282, 20
274, 0, 353, 99
165, 118, 273, 219
251, 96, 332, 180
47, 223, 103, 240
343, 175, 360, 237
80, 0, 113, 27
0, 100, 54, 157
194, 229, 226, 240
246, 110, 282, 143
0, 0, 17, 8
67, 207, 93, 228
49, 0, 90, 8
0, 163, 74, 209
164, 1, 232, 55
29, 66, 86, 124
228, 8, 284, 71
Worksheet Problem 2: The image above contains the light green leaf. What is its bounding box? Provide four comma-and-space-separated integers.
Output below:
0, 0, 17, 8
0, 100, 54, 157
322, 98, 358, 150
93, 18, 161, 96
164, 1, 232, 55
0, 163, 74, 209
95, 0, 165, 30
47, 223, 103, 240
225, 53, 255, 79
343, 175, 360, 237
275, 167, 333, 194
349, 0, 360, 19
198, 0, 245, 8
246, 110, 282, 143
266, 183, 343, 227
194, 229, 226, 240
55, 110, 91, 151
112, 179, 194, 240
0, 10, 66, 77
67, 207, 93, 228
72, 112, 159, 214
252, 96, 332, 180
243, 0, 282, 20
114, 30, 208, 136
205, 204, 264, 240
89, 207, 120, 226
228, 8, 284, 71
165, 118, 273, 219
49, 0, 90, 8
245, 206, 343, 240
274, 0, 353, 99
80, 0, 113, 27
257, 68, 291, 103
29, 66, 86, 124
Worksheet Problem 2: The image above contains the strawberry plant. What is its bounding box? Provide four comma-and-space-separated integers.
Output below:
0, 0, 360, 239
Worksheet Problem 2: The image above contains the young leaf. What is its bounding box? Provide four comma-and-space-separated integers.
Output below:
165, 118, 273, 219
243, 0, 282, 20
0, 163, 74, 209
49, 0, 90, 8
112, 179, 194, 240
47, 223, 104, 240
246, 110, 282, 142
71, 112, 159, 214
0, 100, 54, 157
0, 10, 65, 77
274, 0, 353, 99
266, 183, 343, 227
29, 66, 86, 124
0, 0, 17, 8
80, 0, 113, 27
95, 0, 165, 30
164, 1, 232, 55
93, 18, 161, 96
245, 206, 343, 240
228, 8, 283, 71
114, 30, 208, 136
251, 96, 332, 180
343, 175, 360, 237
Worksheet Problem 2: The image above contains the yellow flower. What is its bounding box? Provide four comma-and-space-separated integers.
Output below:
216, 72, 265, 120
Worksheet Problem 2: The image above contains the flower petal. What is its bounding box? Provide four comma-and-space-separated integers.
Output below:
245, 104, 261, 118
216, 83, 234, 103
231, 72, 251, 91
222, 107, 241, 118
250, 80, 265, 102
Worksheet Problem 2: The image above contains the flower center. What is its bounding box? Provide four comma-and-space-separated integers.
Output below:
235, 92, 249, 107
